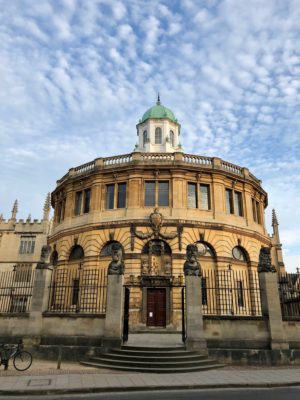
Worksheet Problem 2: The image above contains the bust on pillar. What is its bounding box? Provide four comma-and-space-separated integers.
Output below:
258, 246, 289, 350
104, 243, 125, 349
184, 244, 207, 353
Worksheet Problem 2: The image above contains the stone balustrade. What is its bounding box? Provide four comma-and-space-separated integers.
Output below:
56, 152, 262, 186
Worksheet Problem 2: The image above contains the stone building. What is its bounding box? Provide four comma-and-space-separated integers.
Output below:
1, 98, 298, 368
47, 98, 285, 333
0, 195, 51, 272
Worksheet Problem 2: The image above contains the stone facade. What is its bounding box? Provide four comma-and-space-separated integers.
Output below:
0, 195, 52, 272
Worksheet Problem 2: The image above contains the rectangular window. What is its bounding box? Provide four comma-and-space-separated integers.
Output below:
106, 184, 115, 209
117, 183, 127, 208
188, 183, 197, 208
145, 181, 155, 206
200, 184, 210, 210
75, 191, 83, 215
237, 281, 244, 307
252, 199, 257, 222
256, 201, 261, 224
234, 191, 243, 216
84, 189, 91, 213
19, 240, 35, 254
158, 181, 169, 207
225, 189, 234, 214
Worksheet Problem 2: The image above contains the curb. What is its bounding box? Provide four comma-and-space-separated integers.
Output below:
1, 381, 300, 396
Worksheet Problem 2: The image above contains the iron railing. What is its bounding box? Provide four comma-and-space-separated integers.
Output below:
278, 272, 300, 318
47, 268, 107, 314
201, 269, 262, 316
0, 268, 35, 313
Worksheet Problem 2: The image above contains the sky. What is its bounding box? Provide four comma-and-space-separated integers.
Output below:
0, 0, 299, 271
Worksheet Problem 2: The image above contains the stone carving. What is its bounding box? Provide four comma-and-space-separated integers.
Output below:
108, 243, 124, 275
184, 244, 202, 276
36, 245, 52, 269
258, 247, 276, 273
134, 208, 179, 241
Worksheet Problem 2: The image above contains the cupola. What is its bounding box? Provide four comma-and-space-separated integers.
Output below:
135, 95, 182, 153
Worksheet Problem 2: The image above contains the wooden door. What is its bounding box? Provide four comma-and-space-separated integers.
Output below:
147, 288, 166, 327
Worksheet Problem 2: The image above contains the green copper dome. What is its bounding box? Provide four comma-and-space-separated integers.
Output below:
141, 97, 178, 124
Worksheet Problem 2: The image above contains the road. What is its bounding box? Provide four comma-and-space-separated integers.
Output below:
1, 387, 300, 400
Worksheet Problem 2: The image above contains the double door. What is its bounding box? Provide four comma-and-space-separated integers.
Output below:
146, 288, 166, 327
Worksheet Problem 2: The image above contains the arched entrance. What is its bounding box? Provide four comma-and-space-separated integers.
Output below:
140, 240, 172, 328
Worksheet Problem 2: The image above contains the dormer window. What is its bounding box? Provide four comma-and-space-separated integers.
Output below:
143, 130, 147, 146
170, 130, 174, 147
155, 127, 162, 144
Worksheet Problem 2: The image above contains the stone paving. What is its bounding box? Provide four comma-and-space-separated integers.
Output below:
0, 360, 299, 394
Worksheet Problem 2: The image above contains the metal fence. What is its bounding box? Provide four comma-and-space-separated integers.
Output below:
48, 268, 107, 314
278, 272, 300, 318
0, 268, 35, 313
201, 268, 262, 316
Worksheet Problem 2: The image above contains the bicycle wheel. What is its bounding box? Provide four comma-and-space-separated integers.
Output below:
13, 351, 32, 371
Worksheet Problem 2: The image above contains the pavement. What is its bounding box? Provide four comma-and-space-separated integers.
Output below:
0, 360, 300, 395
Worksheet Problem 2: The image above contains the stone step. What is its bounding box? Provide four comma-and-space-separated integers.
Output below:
89, 356, 219, 369
110, 349, 198, 358
80, 360, 226, 373
98, 352, 208, 362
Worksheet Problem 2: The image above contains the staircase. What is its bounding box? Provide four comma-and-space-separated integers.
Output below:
81, 345, 226, 373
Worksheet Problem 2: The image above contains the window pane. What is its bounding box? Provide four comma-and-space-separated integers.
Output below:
145, 181, 155, 206
117, 183, 126, 208
84, 189, 91, 213
188, 183, 197, 208
75, 191, 82, 215
31, 241, 35, 254
155, 127, 162, 144
158, 181, 169, 206
252, 199, 257, 222
106, 184, 115, 209
234, 191, 243, 216
19, 241, 24, 254
256, 201, 261, 224
200, 184, 210, 210
225, 189, 233, 214
143, 130, 147, 146
170, 130, 174, 146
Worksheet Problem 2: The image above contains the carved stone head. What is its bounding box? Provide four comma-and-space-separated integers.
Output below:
36, 244, 51, 269
108, 243, 124, 275
258, 246, 276, 273
184, 244, 201, 276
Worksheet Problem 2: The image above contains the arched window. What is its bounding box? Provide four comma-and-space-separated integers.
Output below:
69, 245, 84, 261
196, 242, 216, 258
100, 241, 123, 257
155, 127, 162, 144
143, 130, 147, 146
232, 246, 248, 262
170, 130, 174, 147
50, 250, 58, 266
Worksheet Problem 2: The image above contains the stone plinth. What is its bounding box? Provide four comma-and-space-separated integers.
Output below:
259, 272, 289, 350
185, 275, 207, 353
103, 274, 124, 348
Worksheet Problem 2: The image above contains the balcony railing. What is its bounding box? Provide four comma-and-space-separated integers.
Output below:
57, 152, 261, 187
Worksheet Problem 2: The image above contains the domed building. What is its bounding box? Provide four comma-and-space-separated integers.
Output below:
49, 97, 285, 334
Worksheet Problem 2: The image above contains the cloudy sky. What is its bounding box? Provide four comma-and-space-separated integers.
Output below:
0, 0, 299, 271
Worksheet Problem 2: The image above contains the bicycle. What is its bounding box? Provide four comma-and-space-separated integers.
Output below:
0, 340, 32, 371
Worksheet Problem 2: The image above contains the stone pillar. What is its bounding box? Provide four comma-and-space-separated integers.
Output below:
259, 272, 289, 350
185, 275, 207, 353
25, 267, 52, 345
103, 274, 124, 348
